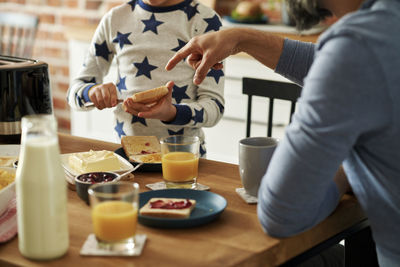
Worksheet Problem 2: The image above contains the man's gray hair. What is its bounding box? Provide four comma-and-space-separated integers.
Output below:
285, 0, 332, 30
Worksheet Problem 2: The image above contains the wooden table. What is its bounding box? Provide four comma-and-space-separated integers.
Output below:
0, 133, 368, 266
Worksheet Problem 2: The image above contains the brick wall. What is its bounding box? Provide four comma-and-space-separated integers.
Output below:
0, 0, 282, 133
0, 0, 125, 133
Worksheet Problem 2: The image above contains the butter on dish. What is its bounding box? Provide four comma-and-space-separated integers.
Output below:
68, 150, 121, 173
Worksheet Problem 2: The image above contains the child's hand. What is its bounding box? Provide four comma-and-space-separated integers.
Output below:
88, 82, 119, 110
123, 81, 177, 122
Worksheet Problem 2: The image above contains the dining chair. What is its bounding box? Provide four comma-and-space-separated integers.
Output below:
0, 11, 39, 58
242, 77, 302, 137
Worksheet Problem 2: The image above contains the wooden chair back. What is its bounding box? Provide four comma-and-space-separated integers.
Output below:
0, 12, 39, 58
242, 77, 302, 137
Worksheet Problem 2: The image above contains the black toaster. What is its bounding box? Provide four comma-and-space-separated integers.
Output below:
0, 55, 53, 144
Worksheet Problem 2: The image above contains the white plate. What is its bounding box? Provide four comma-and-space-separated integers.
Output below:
0, 167, 16, 216
60, 152, 134, 184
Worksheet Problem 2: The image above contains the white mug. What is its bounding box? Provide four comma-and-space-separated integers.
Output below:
239, 137, 279, 197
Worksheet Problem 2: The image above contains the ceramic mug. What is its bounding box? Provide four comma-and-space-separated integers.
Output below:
239, 137, 279, 197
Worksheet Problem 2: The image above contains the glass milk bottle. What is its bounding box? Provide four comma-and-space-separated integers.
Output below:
16, 114, 69, 260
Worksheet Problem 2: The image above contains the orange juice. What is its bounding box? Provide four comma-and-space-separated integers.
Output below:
91, 201, 137, 242
162, 152, 199, 182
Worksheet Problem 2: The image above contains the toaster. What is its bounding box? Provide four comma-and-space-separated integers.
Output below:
0, 55, 53, 144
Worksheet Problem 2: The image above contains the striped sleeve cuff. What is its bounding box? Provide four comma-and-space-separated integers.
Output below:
83, 84, 97, 103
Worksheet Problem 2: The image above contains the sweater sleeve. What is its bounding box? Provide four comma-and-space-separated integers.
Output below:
275, 39, 315, 86
67, 11, 115, 110
164, 71, 225, 127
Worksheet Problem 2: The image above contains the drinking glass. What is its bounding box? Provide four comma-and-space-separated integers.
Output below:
88, 182, 139, 252
160, 135, 200, 189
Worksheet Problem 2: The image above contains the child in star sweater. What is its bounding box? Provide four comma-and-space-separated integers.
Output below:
67, 0, 225, 156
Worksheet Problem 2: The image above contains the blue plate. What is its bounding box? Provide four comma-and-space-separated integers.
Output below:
138, 189, 227, 228
114, 147, 162, 172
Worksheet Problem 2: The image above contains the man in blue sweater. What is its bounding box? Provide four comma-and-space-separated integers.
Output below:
166, 0, 400, 266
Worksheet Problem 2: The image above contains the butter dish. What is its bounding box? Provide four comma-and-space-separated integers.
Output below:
60, 151, 134, 185
68, 150, 120, 174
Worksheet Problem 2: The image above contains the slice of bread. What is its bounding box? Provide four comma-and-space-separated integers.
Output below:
130, 153, 161, 163
139, 198, 196, 218
131, 85, 169, 104
121, 136, 161, 162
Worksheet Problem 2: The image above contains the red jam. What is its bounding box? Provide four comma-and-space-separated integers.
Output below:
145, 142, 150, 146
77, 172, 117, 184
149, 199, 192, 209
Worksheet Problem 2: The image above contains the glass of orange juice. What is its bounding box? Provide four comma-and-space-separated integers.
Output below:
160, 135, 200, 189
88, 182, 139, 253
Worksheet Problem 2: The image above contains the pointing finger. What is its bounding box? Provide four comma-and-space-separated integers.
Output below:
165, 44, 195, 71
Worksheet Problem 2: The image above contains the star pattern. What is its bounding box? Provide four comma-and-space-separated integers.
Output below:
142, 14, 164, 34
203, 15, 222, 33
72, 3, 226, 144
113, 32, 132, 49
127, 0, 136, 11
192, 108, 204, 125
95, 41, 112, 61
168, 128, 184, 135
207, 69, 224, 84
182, 3, 199, 20
133, 57, 157, 79
117, 76, 127, 93
114, 120, 126, 138
212, 98, 224, 113
171, 39, 187, 52
131, 115, 147, 126
172, 84, 190, 104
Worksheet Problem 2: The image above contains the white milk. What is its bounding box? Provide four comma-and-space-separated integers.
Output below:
16, 135, 69, 260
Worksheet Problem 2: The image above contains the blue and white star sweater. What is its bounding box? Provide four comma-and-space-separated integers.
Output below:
67, 0, 225, 156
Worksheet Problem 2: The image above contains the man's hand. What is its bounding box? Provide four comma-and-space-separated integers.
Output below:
166, 28, 285, 85
166, 28, 240, 85
88, 82, 119, 110
123, 81, 177, 122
